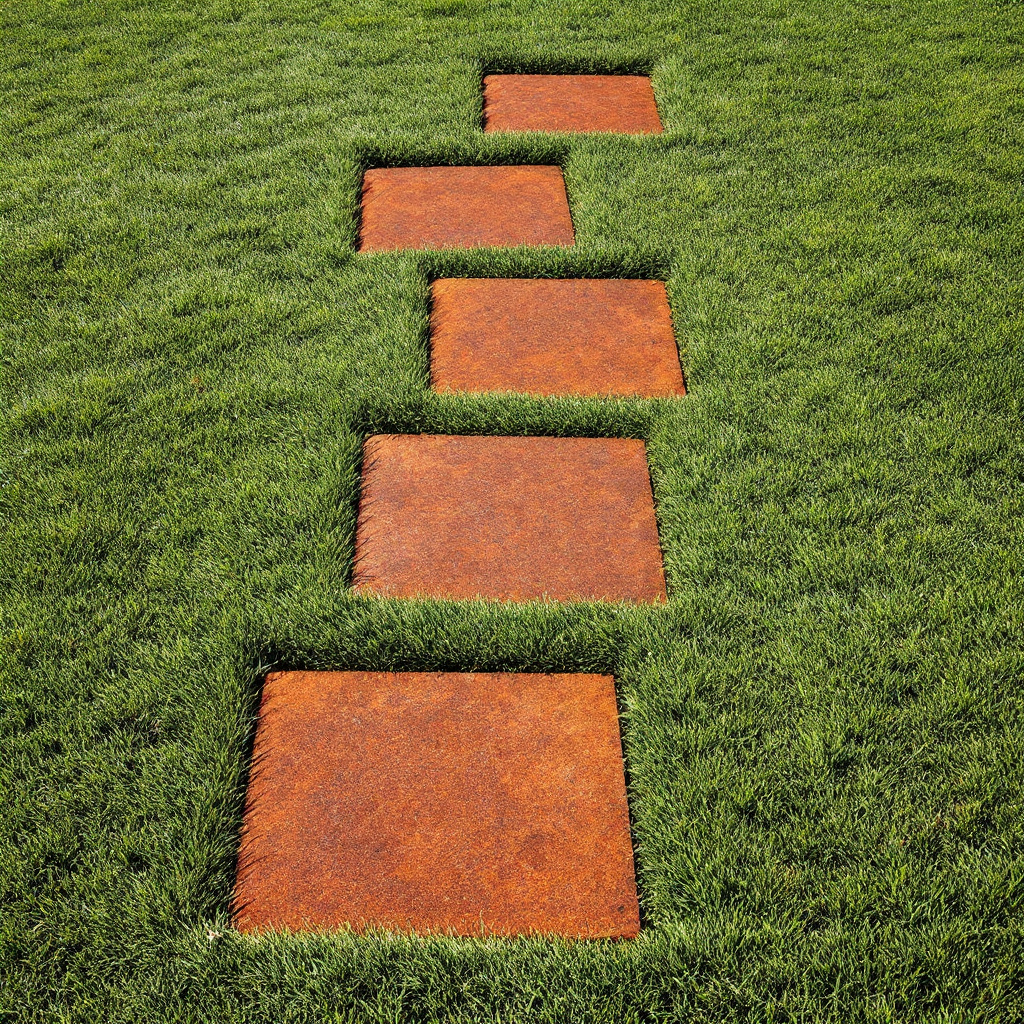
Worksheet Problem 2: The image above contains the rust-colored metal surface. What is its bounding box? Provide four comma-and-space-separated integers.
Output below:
430, 278, 686, 398
232, 670, 641, 938
484, 75, 663, 134
358, 166, 575, 251
353, 434, 667, 603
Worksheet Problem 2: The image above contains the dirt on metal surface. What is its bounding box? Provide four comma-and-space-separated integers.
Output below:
232, 670, 641, 938
358, 166, 575, 251
430, 278, 686, 398
484, 75, 663, 134
352, 434, 668, 604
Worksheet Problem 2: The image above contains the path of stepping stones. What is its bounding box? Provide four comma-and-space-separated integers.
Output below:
233, 75, 677, 940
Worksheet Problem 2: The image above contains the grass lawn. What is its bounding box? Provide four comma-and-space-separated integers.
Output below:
2, 0, 1023, 1020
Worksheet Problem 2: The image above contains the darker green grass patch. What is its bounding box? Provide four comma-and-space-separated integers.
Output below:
480, 53, 659, 78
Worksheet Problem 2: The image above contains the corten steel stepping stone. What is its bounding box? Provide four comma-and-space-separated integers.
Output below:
233, 670, 641, 938
353, 434, 667, 603
430, 278, 686, 398
358, 166, 575, 251
483, 75, 663, 134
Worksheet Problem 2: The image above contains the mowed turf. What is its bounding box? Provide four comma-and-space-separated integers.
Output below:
1, 1, 1023, 1022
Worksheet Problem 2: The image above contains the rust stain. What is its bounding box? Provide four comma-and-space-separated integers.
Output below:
352, 434, 667, 604
358, 166, 575, 252
232, 670, 641, 939
484, 75, 663, 134
430, 278, 686, 398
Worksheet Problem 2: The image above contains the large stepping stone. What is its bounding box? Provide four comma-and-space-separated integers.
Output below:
484, 75, 663, 134
233, 669, 641, 938
358, 166, 575, 251
353, 434, 667, 603
430, 278, 686, 398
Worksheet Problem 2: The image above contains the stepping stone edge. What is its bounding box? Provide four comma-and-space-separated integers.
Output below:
483, 74, 663, 134
352, 434, 668, 604
430, 278, 686, 398
358, 165, 575, 252
232, 670, 641, 939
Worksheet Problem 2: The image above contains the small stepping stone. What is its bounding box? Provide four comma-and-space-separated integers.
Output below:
353, 434, 667, 603
358, 166, 575, 251
484, 75, 663, 134
233, 669, 641, 938
430, 278, 686, 398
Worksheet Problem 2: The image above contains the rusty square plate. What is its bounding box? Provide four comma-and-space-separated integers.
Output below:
353, 434, 667, 604
358, 166, 575, 251
430, 278, 686, 398
232, 670, 640, 938
483, 75, 663, 134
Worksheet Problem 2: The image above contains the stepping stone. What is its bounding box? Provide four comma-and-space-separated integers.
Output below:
430, 278, 686, 398
358, 166, 575, 251
353, 434, 667, 603
233, 669, 641, 938
483, 75, 663, 134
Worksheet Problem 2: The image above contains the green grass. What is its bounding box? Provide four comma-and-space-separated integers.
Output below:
2, 0, 1023, 1020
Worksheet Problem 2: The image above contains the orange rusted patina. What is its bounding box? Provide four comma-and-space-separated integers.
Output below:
483, 75, 663, 134
232, 670, 641, 938
353, 434, 667, 603
430, 278, 686, 398
358, 166, 575, 251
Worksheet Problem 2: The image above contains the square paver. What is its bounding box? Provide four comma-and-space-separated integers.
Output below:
232, 670, 641, 938
358, 166, 575, 251
483, 75, 663, 134
353, 434, 667, 603
430, 278, 686, 398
